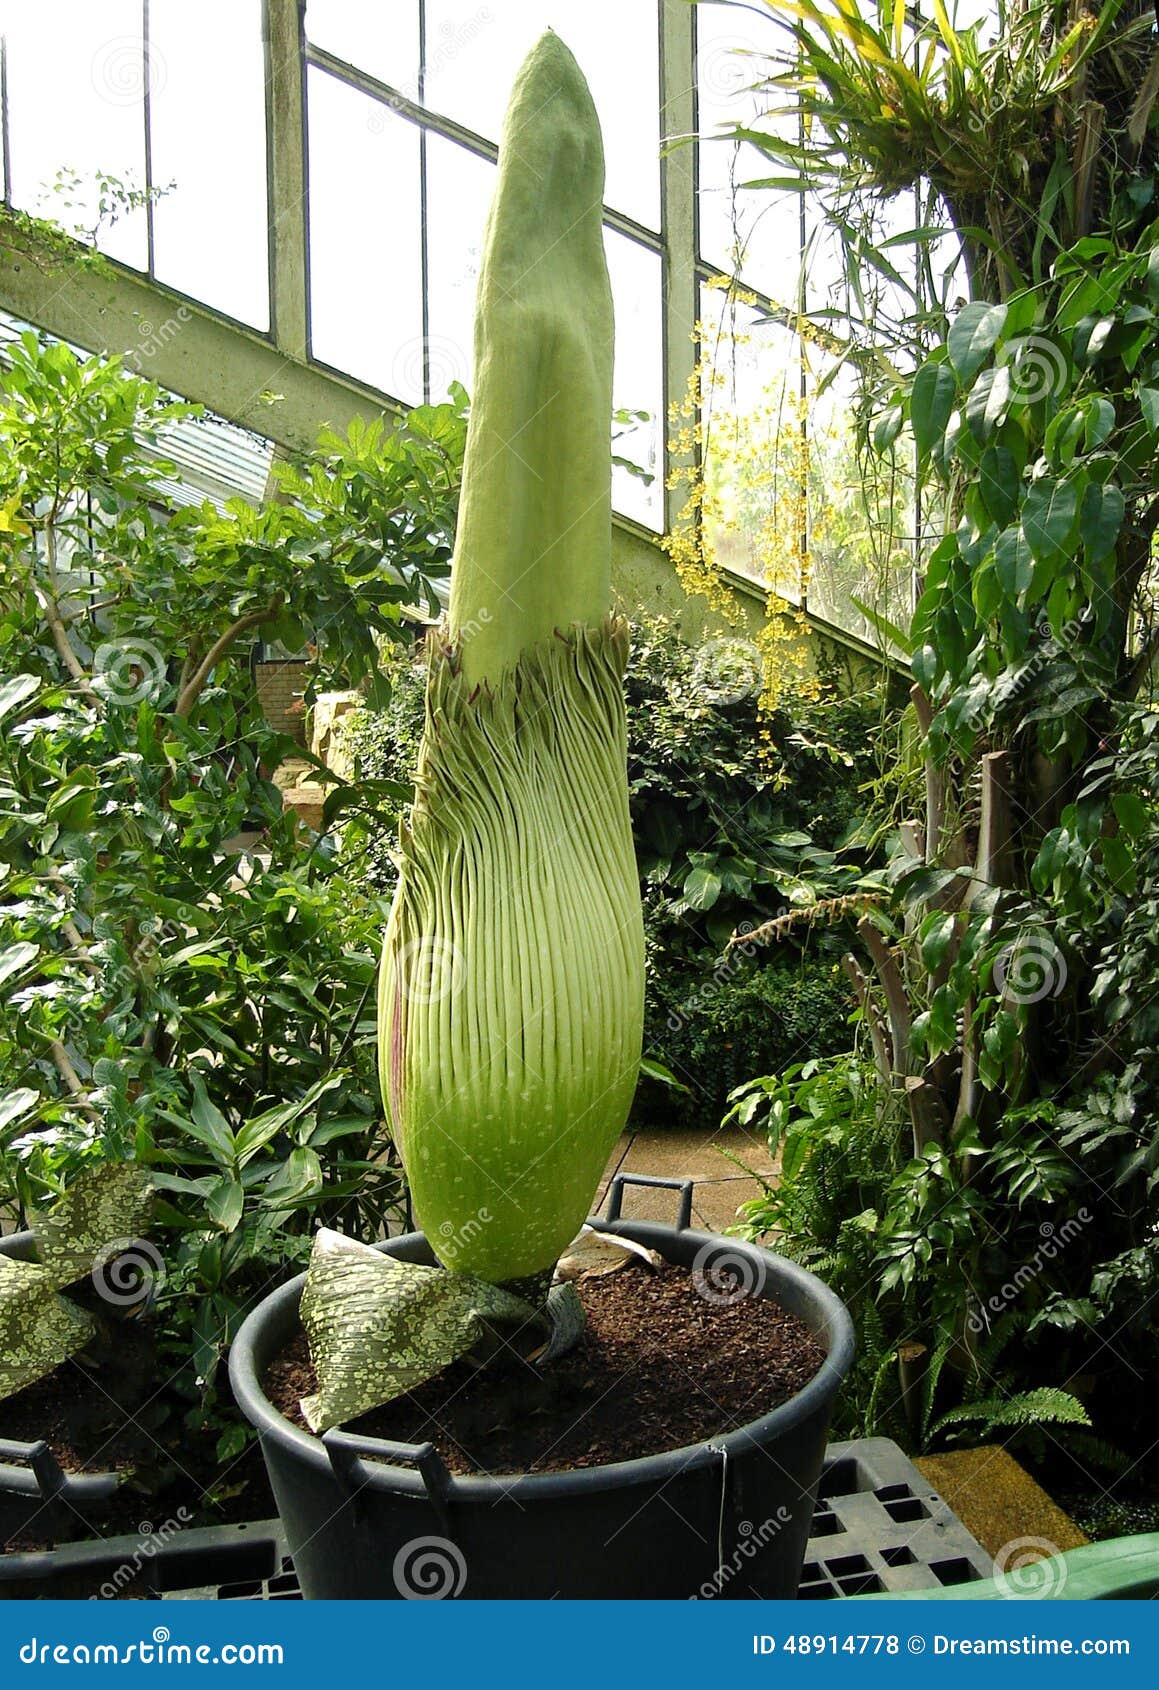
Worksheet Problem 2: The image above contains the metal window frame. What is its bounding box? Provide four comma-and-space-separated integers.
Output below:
0, 0, 913, 621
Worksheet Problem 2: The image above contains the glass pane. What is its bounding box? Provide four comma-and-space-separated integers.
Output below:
304, 0, 420, 94
607, 231, 663, 532
696, 2, 801, 304
805, 364, 918, 643
149, 0, 269, 328
698, 283, 801, 597
306, 68, 423, 400
424, 1, 660, 228
424, 135, 494, 402
3, 0, 148, 269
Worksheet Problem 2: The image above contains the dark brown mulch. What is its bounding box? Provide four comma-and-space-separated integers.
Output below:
0, 1319, 158, 1479
0, 1318, 275, 1553
266, 1261, 826, 1476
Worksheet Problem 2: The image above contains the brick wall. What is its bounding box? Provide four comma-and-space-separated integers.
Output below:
255, 660, 308, 743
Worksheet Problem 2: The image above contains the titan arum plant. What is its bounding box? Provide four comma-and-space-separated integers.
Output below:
299, 33, 646, 1433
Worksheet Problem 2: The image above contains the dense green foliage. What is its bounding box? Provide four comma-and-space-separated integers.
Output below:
0, 334, 464, 1472
727, 236, 1159, 1469
717, 2, 1159, 1480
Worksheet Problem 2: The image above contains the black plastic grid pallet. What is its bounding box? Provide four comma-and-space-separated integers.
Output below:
799, 1438, 992, 1598
0, 1438, 992, 1600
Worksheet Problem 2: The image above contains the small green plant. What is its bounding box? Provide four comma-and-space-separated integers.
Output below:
731, 1058, 1093, 1453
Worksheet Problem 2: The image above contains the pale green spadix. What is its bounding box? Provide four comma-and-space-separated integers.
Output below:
377, 33, 644, 1287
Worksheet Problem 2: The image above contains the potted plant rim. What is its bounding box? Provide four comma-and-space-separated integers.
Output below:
0, 1162, 155, 1549
231, 32, 854, 1601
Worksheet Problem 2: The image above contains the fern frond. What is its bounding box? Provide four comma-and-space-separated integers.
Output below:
930, 1386, 1090, 1439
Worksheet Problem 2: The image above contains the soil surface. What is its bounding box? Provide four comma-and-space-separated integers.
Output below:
0, 1317, 274, 1553
266, 1260, 826, 1475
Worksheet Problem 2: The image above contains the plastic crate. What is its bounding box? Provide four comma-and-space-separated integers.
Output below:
0, 1438, 991, 1600
799, 1438, 992, 1598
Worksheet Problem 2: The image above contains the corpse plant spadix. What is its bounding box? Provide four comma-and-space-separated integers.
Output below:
377, 33, 644, 1289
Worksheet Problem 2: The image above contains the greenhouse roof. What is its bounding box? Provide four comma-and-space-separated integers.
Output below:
0, 307, 274, 513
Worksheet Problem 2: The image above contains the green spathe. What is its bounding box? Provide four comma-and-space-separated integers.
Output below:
379, 619, 643, 1283
377, 34, 644, 1287
448, 32, 613, 687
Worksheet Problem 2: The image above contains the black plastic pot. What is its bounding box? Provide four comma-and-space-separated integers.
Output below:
0, 1231, 121, 1548
230, 1175, 855, 1600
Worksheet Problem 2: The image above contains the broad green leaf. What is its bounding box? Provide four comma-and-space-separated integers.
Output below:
972, 560, 1002, 620
947, 302, 1007, 385
993, 525, 1034, 595
189, 1073, 236, 1162
233, 1077, 345, 1162
983, 364, 1012, 430
0, 941, 39, 989
0, 674, 40, 723
1073, 315, 1114, 365
683, 866, 722, 910
639, 1056, 692, 1094
206, 1178, 245, 1233
910, 360, 957, 459
262, 1146, 323, 1206
928, 987, 959, 1056
1078, 482, 1124, 563
1083, 396, 1115, 450
1112, 792, 1149, 838
1022, 478, 1079, 565
978, 446, 1020, 527
1148, 244, 1159, 303
973, 368, 1006, 439
0, 1254, 95, 1402
912, 644, 939, 691
299, 1229, 544, 1432
872, 404, 905, 453
1138, 386, 1159, 434
1044, 405, 1084, 466
0, 1088, 39, 1135
31, 1161, 154, 1290
920, 912, 957, 972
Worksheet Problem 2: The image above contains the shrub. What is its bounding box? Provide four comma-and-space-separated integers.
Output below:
0, 334, 463, 1455
639, 954, 852, 1134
